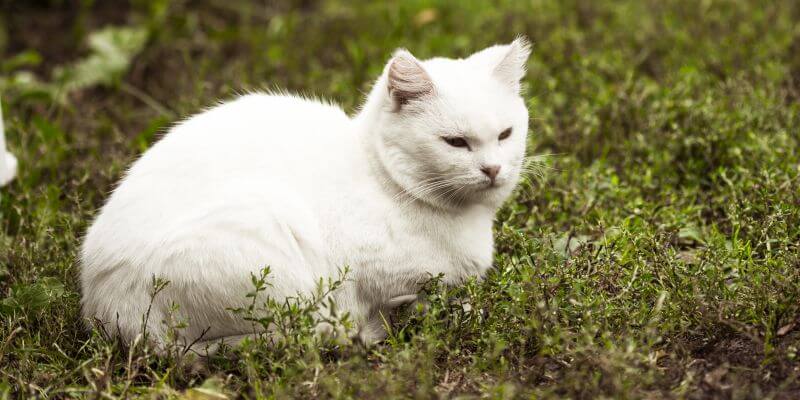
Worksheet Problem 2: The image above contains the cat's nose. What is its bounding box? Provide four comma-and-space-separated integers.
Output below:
480, 165, 501, 181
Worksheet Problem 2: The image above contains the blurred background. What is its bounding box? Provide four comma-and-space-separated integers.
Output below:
1, 1, 799, 398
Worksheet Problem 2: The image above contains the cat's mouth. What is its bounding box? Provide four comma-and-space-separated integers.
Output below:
477, 179, 501, 190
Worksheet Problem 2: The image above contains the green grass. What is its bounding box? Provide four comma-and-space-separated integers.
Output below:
2, 0, 800, 398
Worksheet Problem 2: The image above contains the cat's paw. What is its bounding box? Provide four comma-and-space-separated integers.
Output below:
385, 294, 419, 309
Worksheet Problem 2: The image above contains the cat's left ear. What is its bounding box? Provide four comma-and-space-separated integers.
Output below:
386, 49, 434, 110
470, 36, 531, 93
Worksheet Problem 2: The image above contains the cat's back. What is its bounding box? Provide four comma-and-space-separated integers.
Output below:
152, 93, 350, 165
118, 92, 350, 193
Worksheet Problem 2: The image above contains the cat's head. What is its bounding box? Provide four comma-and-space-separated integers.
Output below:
368, 37, 531, 211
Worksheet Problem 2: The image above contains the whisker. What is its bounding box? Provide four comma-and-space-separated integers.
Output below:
395, 173, 472, 211
396, 180, 457, 210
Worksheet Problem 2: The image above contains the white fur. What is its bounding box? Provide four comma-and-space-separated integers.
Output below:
80, 38, 531, 347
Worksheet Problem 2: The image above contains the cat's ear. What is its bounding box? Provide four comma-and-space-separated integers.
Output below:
386, 50, 434, 109
470, 36, 531, 93
493, 37, 531, 92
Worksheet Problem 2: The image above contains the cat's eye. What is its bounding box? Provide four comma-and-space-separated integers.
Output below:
443, 137, 470, 149
498, 128, 512, 141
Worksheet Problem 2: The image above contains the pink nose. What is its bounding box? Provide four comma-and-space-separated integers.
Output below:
481, 165, 501, 181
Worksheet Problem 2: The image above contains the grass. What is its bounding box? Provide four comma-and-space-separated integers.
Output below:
1, 0, 799, 398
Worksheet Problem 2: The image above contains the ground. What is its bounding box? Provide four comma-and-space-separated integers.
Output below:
1, 1, 799, 398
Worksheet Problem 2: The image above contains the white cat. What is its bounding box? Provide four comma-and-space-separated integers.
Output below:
80, 38, 531, 350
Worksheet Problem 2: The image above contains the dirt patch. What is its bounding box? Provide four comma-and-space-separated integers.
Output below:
677, 333, 800, 399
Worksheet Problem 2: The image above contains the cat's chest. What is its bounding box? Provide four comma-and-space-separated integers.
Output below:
330, 204, 495, 285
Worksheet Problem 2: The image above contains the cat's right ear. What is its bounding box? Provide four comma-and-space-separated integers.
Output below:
387, 50, 434, 110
